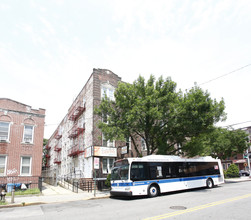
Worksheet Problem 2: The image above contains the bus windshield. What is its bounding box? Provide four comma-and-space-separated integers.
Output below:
111, 159, 129, 181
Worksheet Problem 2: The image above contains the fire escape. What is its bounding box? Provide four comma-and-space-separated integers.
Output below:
55, 130, 62, 140
54, 153, 61, 164
68, 101, 86, 121
54, 142, 62, 164
68, 100, 85, 157
45, 145, 51, 168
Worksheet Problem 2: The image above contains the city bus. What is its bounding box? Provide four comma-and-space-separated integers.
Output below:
110, 155, 224, 197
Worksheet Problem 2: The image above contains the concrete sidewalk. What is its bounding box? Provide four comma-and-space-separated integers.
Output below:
224, 176, 251, 183
0, 182, 110, 208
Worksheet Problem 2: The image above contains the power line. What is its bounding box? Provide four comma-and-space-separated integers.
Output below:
222, 120, 251, 128
44, 124, 59, 126
198, 63, 251, 87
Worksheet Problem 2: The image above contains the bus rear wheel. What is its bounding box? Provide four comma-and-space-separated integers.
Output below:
206, 178, 214, 188
148, 184, 159, 197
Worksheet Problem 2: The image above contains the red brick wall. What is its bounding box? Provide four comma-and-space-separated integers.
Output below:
92, 69, 121, 147
0, 98, 45, 177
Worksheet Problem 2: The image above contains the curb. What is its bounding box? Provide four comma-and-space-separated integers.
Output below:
88, 195, 110, 200
0, 194, 110, 209
224, 177, 251, 183
0, 202, 45, 209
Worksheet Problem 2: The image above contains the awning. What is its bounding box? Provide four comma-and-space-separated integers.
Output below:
233, 159, 247, 164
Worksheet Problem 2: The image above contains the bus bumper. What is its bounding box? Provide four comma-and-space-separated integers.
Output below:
110, 191, 132, 197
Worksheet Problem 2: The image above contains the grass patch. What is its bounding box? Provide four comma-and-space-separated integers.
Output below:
0, 200, 7, 205
6, 188, 40, 196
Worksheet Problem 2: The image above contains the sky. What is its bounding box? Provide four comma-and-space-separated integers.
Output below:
1, 0, 251, 139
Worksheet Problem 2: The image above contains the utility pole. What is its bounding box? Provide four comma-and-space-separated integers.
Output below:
93, 157, 100, 197
11, 188, 15, 203
247, 149, 250, 173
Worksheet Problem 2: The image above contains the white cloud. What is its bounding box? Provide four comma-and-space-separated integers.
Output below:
39, 17, 56, 36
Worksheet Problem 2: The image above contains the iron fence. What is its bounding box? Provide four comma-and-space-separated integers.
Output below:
0, 176, 42, 193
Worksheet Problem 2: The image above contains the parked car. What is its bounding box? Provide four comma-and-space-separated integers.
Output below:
239, 170, 250, 176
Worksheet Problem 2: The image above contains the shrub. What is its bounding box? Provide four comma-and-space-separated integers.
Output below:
226, 164, 239, 178
105, 174, 111, 188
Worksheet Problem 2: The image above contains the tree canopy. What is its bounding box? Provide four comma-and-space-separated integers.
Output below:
42, 138, 48, 167
95, 75, 227, 156
183, 127, 250, 160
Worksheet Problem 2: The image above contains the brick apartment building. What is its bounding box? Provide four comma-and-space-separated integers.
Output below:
44, 69, 251, 188
0, 98, 45, 191
44, 69, 147, 185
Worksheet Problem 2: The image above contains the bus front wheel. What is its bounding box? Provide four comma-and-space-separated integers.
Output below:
148, 184, 159, 197
206, 178, 214, 188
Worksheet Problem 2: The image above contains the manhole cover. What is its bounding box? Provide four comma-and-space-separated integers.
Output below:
170, 206, 187, 210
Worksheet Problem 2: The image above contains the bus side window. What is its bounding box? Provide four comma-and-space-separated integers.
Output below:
163, 165, 171, 178
187, 162, 197, 177
131, 162, 147, 181
156, 166, 163, 178
149, 163, 164, 179
150, 166, 157, 179
131, 164, 141, 180
170, 164, 178, 178
176, 162, 186, 177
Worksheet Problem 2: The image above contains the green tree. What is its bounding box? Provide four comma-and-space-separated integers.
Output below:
159, 85, 226, 154
95, 75, 226, 156
42, 138, 48, 167
226, 164, 239, 178
183, 127, 249, 160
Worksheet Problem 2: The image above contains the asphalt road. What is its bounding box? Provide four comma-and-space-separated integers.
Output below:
1, 181, 251, 220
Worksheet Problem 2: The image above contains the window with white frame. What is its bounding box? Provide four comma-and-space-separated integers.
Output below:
23, 125, 34, 143
0, 155, 7, 176
0, 122, 10, 142
102, 134, 114, 147
141, 138, 147, 151
102, 158, 115, 174
101, 84, 115, 100
21, 156, 32, 175
126, 137, 131, 150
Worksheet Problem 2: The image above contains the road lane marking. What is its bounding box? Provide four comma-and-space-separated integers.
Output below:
144, 193, 251, 220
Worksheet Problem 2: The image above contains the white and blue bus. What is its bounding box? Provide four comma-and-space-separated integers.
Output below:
110, 155, 224, 197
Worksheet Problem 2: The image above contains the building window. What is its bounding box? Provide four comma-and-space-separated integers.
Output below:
102, 134, 114, 147
0, 122, 10, 142
126, 137, 131, 150
141, 138, 147, 151
102, 158, 115, 174
23, 125, 34, 143
101, 84, 115, 100
20, 156, 32, 175
0, 155, 7, 176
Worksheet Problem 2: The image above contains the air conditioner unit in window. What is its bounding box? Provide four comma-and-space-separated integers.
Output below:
24, 138, 32, 143
107, 142, 114, 147
0, 137, 7, 142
